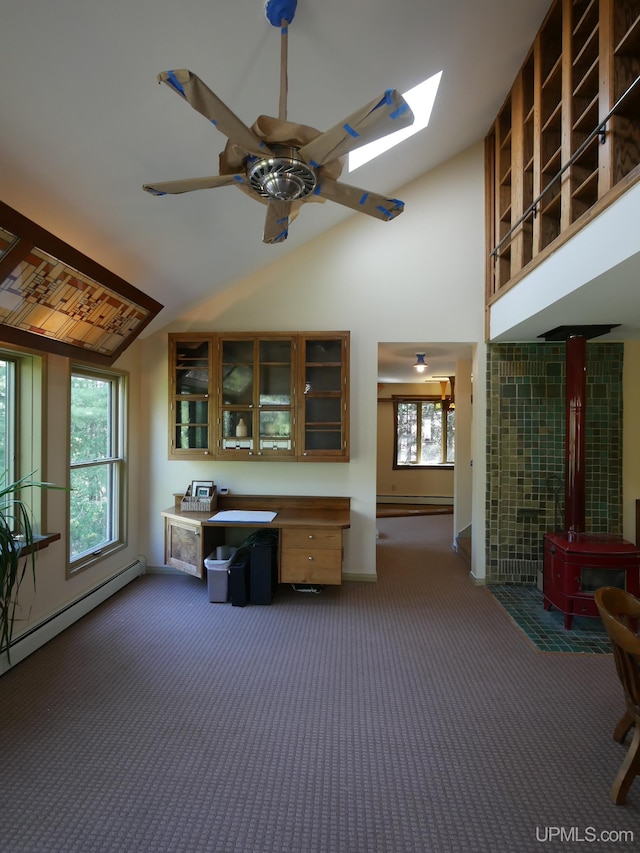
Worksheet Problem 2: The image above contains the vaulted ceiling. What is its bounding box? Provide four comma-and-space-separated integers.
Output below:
0, 0, 553, 341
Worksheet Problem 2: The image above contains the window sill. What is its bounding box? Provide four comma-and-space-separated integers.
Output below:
15, 533, 61, 556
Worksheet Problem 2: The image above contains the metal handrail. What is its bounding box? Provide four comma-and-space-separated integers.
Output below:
490, 75, 640, 259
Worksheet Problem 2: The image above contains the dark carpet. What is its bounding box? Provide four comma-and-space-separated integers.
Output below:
0, 515, 638, 852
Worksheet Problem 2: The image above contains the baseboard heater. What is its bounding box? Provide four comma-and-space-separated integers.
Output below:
0, 557, 146, 676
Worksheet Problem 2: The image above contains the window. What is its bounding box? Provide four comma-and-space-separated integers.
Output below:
0, 357, 16, 483
393, 397, 455, 468
69, 367, 126, 572
0, 346, 45, 528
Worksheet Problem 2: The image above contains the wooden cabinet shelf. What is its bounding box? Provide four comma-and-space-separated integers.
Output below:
615, 14, 640, 55
499, 128, 512, 149
573, 0, 598, 37
573, 26, 599, 71
542, 55, 563, 93
573, 57, 599, 99
542, 100, 562, 134
541, 144, 562, 177
572, 167, 598, 199
573, 93, 598, 131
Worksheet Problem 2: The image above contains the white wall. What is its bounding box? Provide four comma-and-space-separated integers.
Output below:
140, 143, 487, 579
11, 341, 144, 639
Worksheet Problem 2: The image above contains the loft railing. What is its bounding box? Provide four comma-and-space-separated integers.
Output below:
490, 75, 640, 264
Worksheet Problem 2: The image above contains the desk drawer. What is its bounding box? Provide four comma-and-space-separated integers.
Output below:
282, 528, 342, 550
280, 549, 342, 584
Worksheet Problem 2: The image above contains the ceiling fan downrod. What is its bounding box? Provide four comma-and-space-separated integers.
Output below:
265, 0, 298, 120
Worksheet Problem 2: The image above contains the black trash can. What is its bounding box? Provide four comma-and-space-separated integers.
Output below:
228, 548, 250, 607
250, 542, 278, 604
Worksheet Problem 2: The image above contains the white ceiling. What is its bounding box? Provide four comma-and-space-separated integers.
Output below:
0, 0, 552, 335
7, 1, 632, 383
378, 342, 474, 385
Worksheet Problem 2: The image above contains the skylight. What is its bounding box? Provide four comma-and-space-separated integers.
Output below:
348, 71, 443, 172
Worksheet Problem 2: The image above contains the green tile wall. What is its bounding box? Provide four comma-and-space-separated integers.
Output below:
485, 342, 623, 584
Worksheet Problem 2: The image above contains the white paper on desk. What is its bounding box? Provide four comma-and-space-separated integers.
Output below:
208, 510, 277, 523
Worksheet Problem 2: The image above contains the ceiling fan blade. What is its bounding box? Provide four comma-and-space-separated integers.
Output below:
143, 174, 246, 196
158, 69, 271, 158
263, 200, 291, 244
314, 178, 405, 221
298, 90, 414, 167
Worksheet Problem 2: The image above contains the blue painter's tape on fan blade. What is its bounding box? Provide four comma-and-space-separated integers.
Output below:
375, 90, 394, 109
390, 102, 410, 120
313, 185, 322, 196
359, 193, 369, 206
309, 160, 320, 169
344, 123, 359, 138
392, 199, 405, 212
275, 229, 288, 242
166, 70, 186, 97
233, 175, 244, 183
265, 0, 297, 27
376, 205, 393, 219
210, 119, 218, 127
276, 216, 289, 225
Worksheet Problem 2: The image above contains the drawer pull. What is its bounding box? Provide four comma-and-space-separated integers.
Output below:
308, 534, 314, 540
308, 555, 313, 561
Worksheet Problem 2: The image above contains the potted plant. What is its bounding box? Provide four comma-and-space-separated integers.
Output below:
0, 471, 64, 663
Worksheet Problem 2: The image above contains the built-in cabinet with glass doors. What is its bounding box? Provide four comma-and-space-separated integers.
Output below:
169, 331, 349, 461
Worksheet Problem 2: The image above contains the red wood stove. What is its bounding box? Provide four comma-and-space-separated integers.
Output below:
542, 330, 640, 629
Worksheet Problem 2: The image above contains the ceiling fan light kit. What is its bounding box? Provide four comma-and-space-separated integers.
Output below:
143, 1, 415, 244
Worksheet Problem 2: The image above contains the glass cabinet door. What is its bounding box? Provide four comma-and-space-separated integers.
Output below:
258, 338, 294, 456
218, 336, 295, 457
300, 335, 349, 459
170, 337, 213, 456
219, 338, 256, 454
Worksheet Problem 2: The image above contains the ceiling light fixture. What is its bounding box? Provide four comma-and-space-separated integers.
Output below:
414, 353, 427, 373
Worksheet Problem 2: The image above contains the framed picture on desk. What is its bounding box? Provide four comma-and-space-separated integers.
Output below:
192, 480, 214, 498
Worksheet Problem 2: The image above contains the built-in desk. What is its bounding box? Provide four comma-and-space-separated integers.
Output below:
162, 494, 350, 585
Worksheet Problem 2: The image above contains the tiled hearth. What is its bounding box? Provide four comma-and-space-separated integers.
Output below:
488, 584, 611, 654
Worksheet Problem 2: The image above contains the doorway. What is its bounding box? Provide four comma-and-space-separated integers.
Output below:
376, 342, 474, 560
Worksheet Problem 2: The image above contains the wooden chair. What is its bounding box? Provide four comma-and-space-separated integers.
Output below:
594, 586, 640, 805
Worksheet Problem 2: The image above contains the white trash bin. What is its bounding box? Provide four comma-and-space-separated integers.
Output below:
205, 547, 236, 603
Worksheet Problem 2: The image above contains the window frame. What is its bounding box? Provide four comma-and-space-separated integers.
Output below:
0, 345, 47, 531
0, 355, 17, 487
392, 395, 455, 470
68, 364, 127, 575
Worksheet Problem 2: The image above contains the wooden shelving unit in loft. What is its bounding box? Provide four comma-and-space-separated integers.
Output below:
485, 0, 640, 300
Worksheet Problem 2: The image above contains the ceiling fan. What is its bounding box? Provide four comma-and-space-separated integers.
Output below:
143, 0, 415, 244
